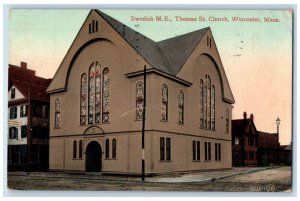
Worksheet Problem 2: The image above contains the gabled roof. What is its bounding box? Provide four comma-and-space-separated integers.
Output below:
9, 64, 52, 102
232, 119, 258, 135
96, 10, 209, 76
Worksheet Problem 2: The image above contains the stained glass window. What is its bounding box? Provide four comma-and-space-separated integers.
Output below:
80, 74, 87, 125
207, 75, 211, 129
211, 85, 215, 130
55, 97, 61, 128
161, 84, 168, 121
200, 79, 204, 128
203, 77, 207, 128
102, 67, 110, 123
88, 63, 95, 124
178, 90, 184, 124
136, 81, 144, 120
95, 62, 101, 123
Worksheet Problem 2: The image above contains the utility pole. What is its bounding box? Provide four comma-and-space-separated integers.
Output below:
141, 65, 146, 181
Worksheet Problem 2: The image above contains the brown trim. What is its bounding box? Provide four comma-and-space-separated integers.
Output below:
50, 129, 231, 142
8, 98, 28, 106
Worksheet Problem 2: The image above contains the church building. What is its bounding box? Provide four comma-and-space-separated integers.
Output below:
47, 10, 235, 175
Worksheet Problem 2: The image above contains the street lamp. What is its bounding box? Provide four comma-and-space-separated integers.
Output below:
276, 117, 281, 165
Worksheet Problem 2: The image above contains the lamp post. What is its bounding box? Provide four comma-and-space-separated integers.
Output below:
276, 117, 281, 165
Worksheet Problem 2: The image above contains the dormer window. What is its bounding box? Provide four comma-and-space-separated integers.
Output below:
11, 88, 15, 99
89, 20, 99, 34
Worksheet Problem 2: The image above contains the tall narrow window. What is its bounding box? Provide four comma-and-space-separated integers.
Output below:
211, 85, 215, 130
112, 138, 117, 159
55, 98, 61, 128
160, 137, 165, 161
80, 74, 87, 125
197, 141, 201, 161
136, 81, 144, 120
205, 142, 208, 160
102, 68, 110, 123
218, 143, 221, 160
161, 84, 168, 121
79, 140, 83, 159
105, 139, 109, 159
95, 63, 101, 123
208, 142, 211, 160
207, 75, 211, 129
11, 88, 15, 99
225, 108, 229, 133
200, 79, 204, 127
21, 125, 27, 138
178, 90, 184, 124
73, 141, 77, 159
215, 143, 218, 161
192, 141, 196, 160
88, 63, 95, 124
205, 142, 211, 161
203, 77, 207, 128
166, 138, 171, 161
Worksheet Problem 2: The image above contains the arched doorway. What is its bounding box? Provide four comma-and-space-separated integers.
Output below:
85, 141, 102, 172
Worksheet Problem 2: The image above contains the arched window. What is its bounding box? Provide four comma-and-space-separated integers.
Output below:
178, 90, 184, 124
79, 140, 83, 159
102, 68, 110, 123
200, 79, 204, 128
211, 85, 215, 130
95, 62, 101, 123
80, 74, 87, 125
207, 75, 211, 129
88, 63, 95, 124
55, 97, 61, 128
226, 108, 229, 133
136, 81, 144, 120
73, 141, 77, 159
112, 138, 117, 159
203, 77, 207, 128
105, 139, 109, 159
161, 84, 168, 121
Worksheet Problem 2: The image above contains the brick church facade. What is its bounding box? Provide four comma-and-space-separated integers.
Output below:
47, 10, 235, 175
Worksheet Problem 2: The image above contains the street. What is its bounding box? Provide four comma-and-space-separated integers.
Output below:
7, 166, 291, 192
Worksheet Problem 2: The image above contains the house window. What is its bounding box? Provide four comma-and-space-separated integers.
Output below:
178, 90, 184, 124
54, 97, 61, 128
9, 127, 18, 139
136, 81, 144, 120
112, 138, 117, 159
20, 105, 28, 117
215, 143, 221, 161
193, 140, 201, 161
10, 107, 17, 119
161, 84, 168, 121
160, 137, 171, 161
21, 125, 27, 138
105, 139, 109, 159
11, 88, 16, 99
73, 141, 77, 159
234, 136, 239, 145
200, 79, 204, 127
80, 73, 87, 125
225, 108, 229, 133
79, 140, 83, 159
102, 68, 110, 123
205, 142, 211, 161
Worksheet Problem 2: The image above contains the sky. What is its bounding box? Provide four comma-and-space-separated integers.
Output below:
8, 9, 293, 145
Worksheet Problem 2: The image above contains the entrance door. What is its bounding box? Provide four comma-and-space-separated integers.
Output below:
85, 141, 102, 172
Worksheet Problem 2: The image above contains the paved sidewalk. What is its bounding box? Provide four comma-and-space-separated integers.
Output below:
8, 166, 277, 183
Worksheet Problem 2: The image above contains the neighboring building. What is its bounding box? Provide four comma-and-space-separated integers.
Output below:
257, 131, 279, 166
232, 112, 258, 166
279, 143, 292, 165
8, 62, 52, 171
47, 10, 235, 174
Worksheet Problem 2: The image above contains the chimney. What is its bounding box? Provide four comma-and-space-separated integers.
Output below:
250, 113, 254, 121
20, 61, 27, 69
243, 111, 247, 120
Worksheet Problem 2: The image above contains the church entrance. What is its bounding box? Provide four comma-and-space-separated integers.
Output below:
85, 141, 102, 172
